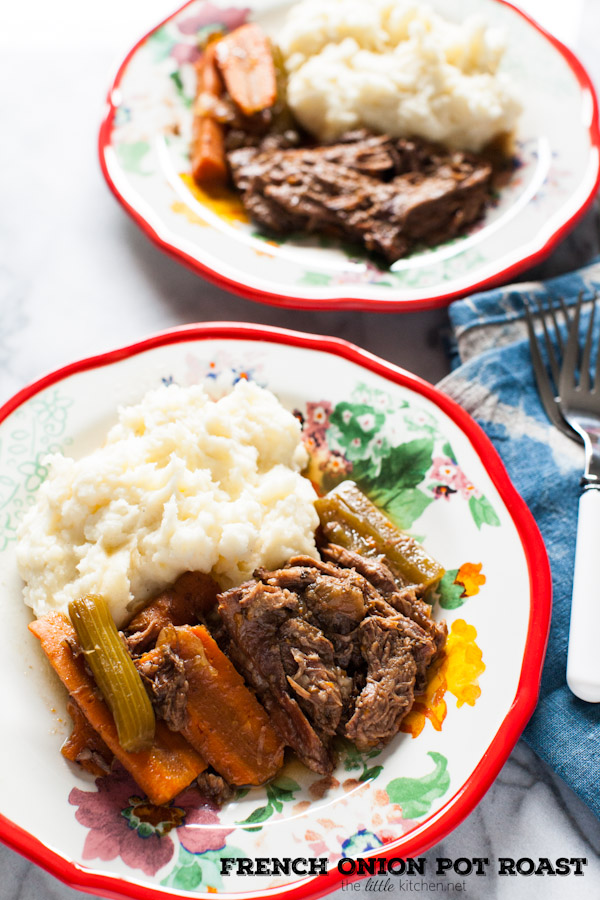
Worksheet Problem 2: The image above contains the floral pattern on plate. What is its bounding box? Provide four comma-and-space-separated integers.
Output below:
35, 357, 490, 891
0, 329, 549, 900
100, 0, 600, 309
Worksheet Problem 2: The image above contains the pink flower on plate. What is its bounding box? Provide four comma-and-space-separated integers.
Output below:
319, 450, 352, 478
430, 456, 459, 486
176, 3, 250, 35
304, 400, 332, 444
171, 43, 201, 65
69, 769, 234, 876
175, 787, 234, 854
452, 467, 482, 500
69, 767, 179, 876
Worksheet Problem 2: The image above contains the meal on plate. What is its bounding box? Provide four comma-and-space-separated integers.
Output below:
189, 0, 521, 262
20, 382, 447, 807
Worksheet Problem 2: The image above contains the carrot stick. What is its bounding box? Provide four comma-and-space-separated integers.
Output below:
125, 571, 219, 654
215, 24, 277, 116
29, 612, 206, 805
61, 700, 114, 777
163, 624, 284, 785
191, 43, 228, 186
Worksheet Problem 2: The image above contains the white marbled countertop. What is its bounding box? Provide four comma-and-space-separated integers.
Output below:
2, 1, 600, 899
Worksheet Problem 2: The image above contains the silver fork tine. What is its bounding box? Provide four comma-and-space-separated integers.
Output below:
525, 301, 565, 434
580, 301, 595, 393
560, 291, 584, 394
535, 297, 561, 386
525, 296, 582, 443
547, 296, 565, 356
558, 295, 571, 332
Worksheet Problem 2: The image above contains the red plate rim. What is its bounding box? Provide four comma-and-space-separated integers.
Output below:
97, 0, 600, 313
0, 321, 551, 900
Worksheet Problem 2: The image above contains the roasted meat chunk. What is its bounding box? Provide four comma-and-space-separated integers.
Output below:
61, 699, 114, 776
345, 615, 419, 751
280, 618, 352, 736
234, 538, 444, 755
196, 770, 237, 807
134, 641, 189, 732
321, 543, 447, 655
218, 582, 334, 773
259, 556, 368, 668
228, 132, 492, 262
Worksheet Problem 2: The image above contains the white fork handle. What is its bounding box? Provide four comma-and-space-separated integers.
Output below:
566, 487, 600, 702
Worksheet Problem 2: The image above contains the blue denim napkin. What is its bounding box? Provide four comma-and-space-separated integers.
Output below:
438, 256, 600, 818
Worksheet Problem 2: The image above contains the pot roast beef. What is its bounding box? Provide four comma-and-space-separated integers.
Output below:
346, 615, 419, 751
320, 543, 447, 656
217, 581, 335, 773
227, 131, 492, 262
217, 544, 445, 769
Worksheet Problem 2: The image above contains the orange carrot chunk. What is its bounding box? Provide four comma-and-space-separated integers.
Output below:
125, 571, 219, 654
214, 24, 277, 116
191, 44, 228, 186
29, 612, 206, 806
61, 699, 114, 777
161, 624, 284, 785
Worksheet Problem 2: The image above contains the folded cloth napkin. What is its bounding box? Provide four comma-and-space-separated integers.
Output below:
437, 256, 600, 818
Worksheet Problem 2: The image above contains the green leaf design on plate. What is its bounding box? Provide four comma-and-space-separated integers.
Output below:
437, 568, 465, 610
352, 437, 434, 528
162, 845, 244, 892
238, 804, 273, 829
372, 437, 434, 492
268, 775, 300, 804
147, 26, 177, 62
270, 774, 300, 792
380, 486, 433, 530
330, 403, 386, 460
115, 141, 151, 176
360, 764, 383, 782
0, 390, 73, 553
468, 494, 501, 530
300, 271, 333, 286
442, 440, 457, 463
169, 70, 193, 108
236, 775, 301, 830
386, 751, 450, 819
335, 737, 383, 782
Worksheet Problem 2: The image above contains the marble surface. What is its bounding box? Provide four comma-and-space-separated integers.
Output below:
2, 1, 600, 898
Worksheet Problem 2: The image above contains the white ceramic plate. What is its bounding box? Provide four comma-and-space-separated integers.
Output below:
0, 324, 550, 900
99, 0, 600, 311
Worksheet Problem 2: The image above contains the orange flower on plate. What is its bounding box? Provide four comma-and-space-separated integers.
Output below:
455, 561, 486, 597
401, 618, 485, 737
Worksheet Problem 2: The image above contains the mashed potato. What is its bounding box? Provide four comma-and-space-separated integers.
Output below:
17, 381, 319, 627
278, 0, 521, 151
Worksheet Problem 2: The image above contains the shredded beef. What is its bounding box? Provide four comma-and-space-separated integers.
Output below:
196, 771, 237, 807
280, 618, 352, 736
135, 643, 189, 732
217, 582, 334, 773
218, 534, 445, 769
227, 131, 492, 262
62, 700, 114, 777
320, 543, 447, 655
258, 558, 367, 668
345, 616, 418, 751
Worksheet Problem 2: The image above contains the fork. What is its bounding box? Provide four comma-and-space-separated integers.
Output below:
527, 292, 600, 702
524, 296, 582, 444
558, 294, 600, 701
